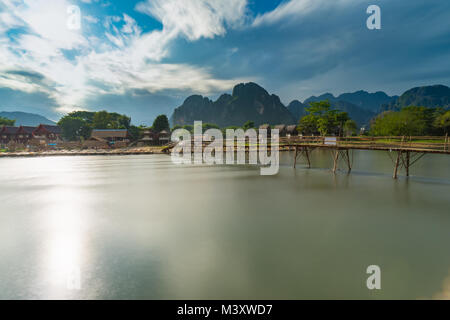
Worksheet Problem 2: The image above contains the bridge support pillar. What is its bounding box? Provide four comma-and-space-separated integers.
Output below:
294, 146, 312, 169
332, 148, 352, 174
393, 151, 401, 179
391, 150, 425, 179
333, 149, 339, 173
406, 151, 410, 177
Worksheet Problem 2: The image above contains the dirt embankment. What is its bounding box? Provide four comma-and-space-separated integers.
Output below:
0, 146, 167, 158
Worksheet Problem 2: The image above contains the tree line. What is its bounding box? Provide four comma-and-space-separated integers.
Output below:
370, 106, 450, 136
3, 102, 449, 140
0, 117, 15, 126
57, 111, 170, 141
296, 101, 449, 137
57, 104, 450, 140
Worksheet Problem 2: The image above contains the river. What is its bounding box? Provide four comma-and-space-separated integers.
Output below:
0, 150, 449, 299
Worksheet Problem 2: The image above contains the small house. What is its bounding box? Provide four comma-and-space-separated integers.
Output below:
138, 129, 156, 146
16, 126, 37, 144
33, 124, 62, 142
258, 124, 271, 138
259, 124, 271, 133
274, 124, 287, 137
0, 126, 19, 144
286, 125, 298, 137
157, 130, 170, 145
88, 129, 130, 148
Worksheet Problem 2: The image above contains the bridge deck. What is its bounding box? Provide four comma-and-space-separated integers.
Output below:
163, 135, 449, 178
280, 143, 450, 154
279, 136, 450, 155
164, 136, 450, 155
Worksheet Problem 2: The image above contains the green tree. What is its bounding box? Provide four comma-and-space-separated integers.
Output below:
0, 116, 15, 126
344, 120, 358, 136
182, 125, 194, 133
316, 117, 330, 136
58, 116, 91, 141
202, 123, 220, 132
68, 111, 95, 123
108, 112, 131, 129
152, 115, 170, 132
370, 107, 430, 136
298, 100, 350, 136
128, 125, 142, 141
434, 110, 450, 134
58, 110, 134, 140
243, 121, 254, 131
92, 110, 111, 129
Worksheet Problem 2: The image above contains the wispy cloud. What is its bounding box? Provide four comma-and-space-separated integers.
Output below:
0, 0, 250, 114
136, 0, 248, 40
252, 0, 359, 27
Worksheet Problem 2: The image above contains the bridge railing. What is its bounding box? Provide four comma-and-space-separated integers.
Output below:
165, 135, 449, 153
279, 135, 450, 152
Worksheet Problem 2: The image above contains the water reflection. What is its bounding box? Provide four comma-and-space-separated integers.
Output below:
0, 152, 449, 299
42, 188, 85, 298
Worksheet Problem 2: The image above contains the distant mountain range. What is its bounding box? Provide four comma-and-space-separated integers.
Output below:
171, 82, 296, 127
171, 83, 402, 127
172, 83, 450, 128
304, 91, 397, 113
384, 84, 450, 111
0, 111, 56, 126
300, 91, 395, 125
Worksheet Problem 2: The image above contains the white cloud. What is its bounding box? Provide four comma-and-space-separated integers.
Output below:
121, 13, 139, 34
252, 0, 358, 27
0, 0, 251, 114
83, 15, 99, 24
136, 0, 248, 41
9, 0, 86, 49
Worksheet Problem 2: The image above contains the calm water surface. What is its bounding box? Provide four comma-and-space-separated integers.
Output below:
0, 150, 450, 299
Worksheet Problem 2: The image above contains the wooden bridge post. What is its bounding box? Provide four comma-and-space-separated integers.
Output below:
406, 151, 410, 177
305, 147, 311, 168
333, 149, 339, 173
393, 151, 401, 179
345, 149, 352, 173
293, 146, 298, 168
294, 146, 312, 169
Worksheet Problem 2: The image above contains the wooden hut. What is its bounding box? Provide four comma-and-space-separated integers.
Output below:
258, 124, 271, 138
274, 124, 287, 137
16, 126, 37, 144
82, 136, 109, 149
33, 124, 62, 142
88, 129, 130, 148
157, 130, 170, 145
0, 126, 19, 144
138, 129, 156, 146
286, 125, 298, 137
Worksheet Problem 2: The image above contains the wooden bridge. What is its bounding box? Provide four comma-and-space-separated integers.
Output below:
283, 135, 450, 179
163, 135, 450, 179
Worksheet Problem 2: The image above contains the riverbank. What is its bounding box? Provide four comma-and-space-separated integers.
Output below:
0, 146, 167, 158
0, 145, 300, 158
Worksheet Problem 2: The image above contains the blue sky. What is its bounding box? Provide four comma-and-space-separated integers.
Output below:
0, 0, 449, 125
